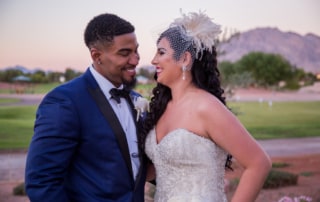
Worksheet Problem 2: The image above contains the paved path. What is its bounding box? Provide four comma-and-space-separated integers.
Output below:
258, 137, 320, 157
230, 86, 320, 102
0, 94, 43, 106
0, 152, 26, 182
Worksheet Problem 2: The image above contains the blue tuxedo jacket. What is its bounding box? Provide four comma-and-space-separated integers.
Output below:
25, 68, 146, 202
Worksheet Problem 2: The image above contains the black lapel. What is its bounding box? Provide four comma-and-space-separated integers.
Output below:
125, 92, 148, 188
88, 87, 134, 179
126, 93, 146, 186
134, 151, 146, 190
128, 95, 147, 188
126, 92, 138, 123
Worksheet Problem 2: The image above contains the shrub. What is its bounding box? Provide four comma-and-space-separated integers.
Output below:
272, 162, 290, 168
13, 182, 26, 196
263, 169, 298, 189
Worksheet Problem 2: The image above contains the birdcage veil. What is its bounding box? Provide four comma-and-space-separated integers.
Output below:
155, 10, 221, 61
170, 10, 221, 59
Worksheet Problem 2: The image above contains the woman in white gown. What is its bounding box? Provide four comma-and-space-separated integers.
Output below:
142, 11, 271, 202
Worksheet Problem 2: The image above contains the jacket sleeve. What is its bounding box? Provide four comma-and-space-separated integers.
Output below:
25, 90, 79, 202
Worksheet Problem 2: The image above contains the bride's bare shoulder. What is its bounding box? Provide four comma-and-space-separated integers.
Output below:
195, 91, 225, 108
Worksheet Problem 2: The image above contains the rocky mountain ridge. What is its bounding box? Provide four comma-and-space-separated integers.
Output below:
218, 27, 320, 74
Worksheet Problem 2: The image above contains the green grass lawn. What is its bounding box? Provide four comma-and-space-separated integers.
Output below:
0, 106, 37, 150
1, 82, 151, 95
0, 83, 156, 150
0, 98, 20, 104
134, 83, 156, 99
32, 82, 60, 94
0, 83, 319, 150
229, 101, 320, 139
0, 82, 60, 94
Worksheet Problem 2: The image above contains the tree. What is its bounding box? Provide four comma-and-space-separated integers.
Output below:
219, 61, 254, 88
47, 71, 64, 83
64, 68, 82, 81
30, 70, 48, 83
0, 69, 23, 82
237, 52, 294, 87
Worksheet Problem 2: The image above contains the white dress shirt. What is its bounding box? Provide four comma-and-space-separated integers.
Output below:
89, 65, 140, 180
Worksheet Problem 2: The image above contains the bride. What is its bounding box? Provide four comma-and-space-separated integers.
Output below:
141, 11, 271, 202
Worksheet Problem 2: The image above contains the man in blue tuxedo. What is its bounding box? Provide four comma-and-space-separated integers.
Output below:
25, 13, 146, 202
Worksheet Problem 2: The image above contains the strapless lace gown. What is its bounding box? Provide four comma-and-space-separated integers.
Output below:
145, 128, 228, 202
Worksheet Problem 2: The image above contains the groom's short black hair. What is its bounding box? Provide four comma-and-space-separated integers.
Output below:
84, 13, 135, 48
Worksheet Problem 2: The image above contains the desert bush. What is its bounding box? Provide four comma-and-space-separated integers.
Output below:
13, 182, 26, 196
272, 162, 290, 168
263, 169, 298, 189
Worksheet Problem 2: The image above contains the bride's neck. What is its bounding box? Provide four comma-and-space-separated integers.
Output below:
170, 82, 197, 105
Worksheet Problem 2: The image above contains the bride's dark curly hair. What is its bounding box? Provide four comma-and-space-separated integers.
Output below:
140, 27, 232, 170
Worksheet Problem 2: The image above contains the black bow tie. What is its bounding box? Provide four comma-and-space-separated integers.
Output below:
109, 88, 130, 104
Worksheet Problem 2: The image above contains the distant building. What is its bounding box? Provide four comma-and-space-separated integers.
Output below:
12, 75, 31, 82
11, 75, 33, 94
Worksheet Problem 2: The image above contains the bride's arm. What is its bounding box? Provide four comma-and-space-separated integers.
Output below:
146, 162, 156, 182
201, 99, 272, 202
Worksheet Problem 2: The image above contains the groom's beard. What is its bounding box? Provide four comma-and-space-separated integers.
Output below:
124, 77, 137, 90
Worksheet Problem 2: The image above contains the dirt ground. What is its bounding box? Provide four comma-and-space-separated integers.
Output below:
1, 154, 319, 202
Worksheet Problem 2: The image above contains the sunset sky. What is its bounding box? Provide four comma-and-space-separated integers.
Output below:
1, 0, 319, 72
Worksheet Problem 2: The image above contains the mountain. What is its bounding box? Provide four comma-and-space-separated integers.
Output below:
2, 65, 52, 74
218, 27, 320, 74
3, 65, 31, 74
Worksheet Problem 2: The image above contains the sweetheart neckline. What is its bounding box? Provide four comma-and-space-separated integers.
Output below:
151, 128, 211, 146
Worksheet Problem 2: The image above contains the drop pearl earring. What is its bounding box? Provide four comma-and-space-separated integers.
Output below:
182, 66, 187, 80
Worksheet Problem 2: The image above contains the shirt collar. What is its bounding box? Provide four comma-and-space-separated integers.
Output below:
89, 65, 124, 100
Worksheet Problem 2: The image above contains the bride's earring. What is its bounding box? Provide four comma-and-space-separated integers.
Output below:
182, 66, 187, 80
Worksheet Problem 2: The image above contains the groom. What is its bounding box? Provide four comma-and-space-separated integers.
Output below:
25, 13, 146, 202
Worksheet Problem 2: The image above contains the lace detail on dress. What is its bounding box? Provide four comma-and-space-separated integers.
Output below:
145, 128, 228, 202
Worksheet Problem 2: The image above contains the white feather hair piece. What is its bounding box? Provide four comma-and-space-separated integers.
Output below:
170, 11, 221, 57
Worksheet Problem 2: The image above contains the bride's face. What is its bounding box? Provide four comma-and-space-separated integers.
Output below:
151, 37, 182, 86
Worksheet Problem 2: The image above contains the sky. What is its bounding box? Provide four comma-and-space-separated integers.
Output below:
1, 0, 319, 72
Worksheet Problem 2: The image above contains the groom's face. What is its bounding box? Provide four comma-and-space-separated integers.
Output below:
93, 32, 140, 87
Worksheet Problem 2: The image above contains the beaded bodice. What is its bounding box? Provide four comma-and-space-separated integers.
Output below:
145, 128, 227, 202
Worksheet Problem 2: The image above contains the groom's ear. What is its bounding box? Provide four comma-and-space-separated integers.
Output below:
90, 47, 101, 62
